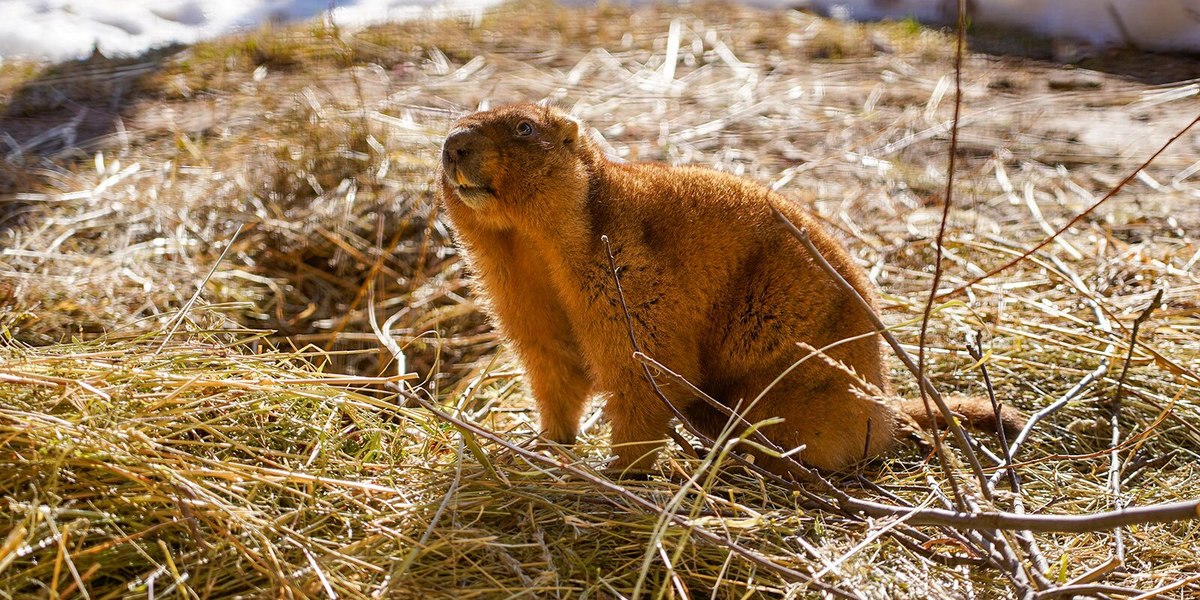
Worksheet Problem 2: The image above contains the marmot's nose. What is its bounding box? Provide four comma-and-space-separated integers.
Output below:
442, 129, 474, 165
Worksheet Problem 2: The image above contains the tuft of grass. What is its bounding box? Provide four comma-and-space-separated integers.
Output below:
0, 333, 989, 598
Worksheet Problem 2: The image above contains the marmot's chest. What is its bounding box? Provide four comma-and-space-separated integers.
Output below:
537, 234, 679, 352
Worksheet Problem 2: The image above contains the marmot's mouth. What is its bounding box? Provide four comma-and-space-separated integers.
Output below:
447, 168, 495, 206
452, 183, 496, 208
456, 184, 494, 194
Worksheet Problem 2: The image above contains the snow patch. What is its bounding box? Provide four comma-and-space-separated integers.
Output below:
0, 0, 1196, 63
806, 0, 1200, 53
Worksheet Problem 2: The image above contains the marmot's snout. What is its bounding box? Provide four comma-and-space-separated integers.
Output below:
441, 128, 495, 206
441, 128, 474, 166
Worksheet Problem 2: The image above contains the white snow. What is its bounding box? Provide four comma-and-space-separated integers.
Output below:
0, 0, 502, 61
806, 0, 1200, 53
0, 0, 1197, 62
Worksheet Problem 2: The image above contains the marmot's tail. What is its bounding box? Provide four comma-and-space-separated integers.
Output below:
898, 395, 1027, 438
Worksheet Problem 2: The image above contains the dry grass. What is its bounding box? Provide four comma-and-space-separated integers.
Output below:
2, 1, 1200, 598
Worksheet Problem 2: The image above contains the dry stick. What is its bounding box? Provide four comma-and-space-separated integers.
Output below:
1032, 583, 1148, 600
770, 208, 991, 501
1106, 289, 1165, 567
914, 0, 973, 511
403, 381, 1200, 534
852, 499, 1200, 533
968, 336, 1052, 590
156, 223, 244, 354
405, 394, 865, 600
988, 299, 1114, 491
636, 350, 995, 567
1128, 574, 1200, 600
938, 113, 1200, 302
387, 436, 466, 588
966, 335, 1018, 491
1063, 555, 1123, 591
605, 238, 1001, 566
966, 497, 1037, 600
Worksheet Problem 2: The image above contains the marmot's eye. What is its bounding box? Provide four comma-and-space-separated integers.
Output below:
515, 121, 534, 137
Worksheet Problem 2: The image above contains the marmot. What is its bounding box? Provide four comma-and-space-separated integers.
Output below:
439, 103, 1020, 476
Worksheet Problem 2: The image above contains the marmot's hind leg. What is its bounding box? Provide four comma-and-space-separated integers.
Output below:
690, 379, 898, 475
603, 385, 676, 475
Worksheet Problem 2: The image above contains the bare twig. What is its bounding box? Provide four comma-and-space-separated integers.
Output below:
975, 519, 1037, 599
1106, 289, 1164, 565
1109, 289, 1164, 426
939, 113, 1200, 300
967, 334, 1017, 489
156, 224, 244, 354
1032, 583, 1147, 599
771, 208, 991, 499
967, 334, 1052, 589
989, 298, 1114, 491
824, 496, 1200, 533
405, 393, 865, 600
914, 0, 973, 510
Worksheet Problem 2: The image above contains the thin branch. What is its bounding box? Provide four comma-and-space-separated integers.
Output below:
156, 223, 244, 354
967, 334, 1017, 489
1106, 288, 1164, 565
771, 209, 991, 499
989, 298, 1114, 490
1108, 289, 1164, 426
977, 523, 1037, 599
1032, 583, 1147, 599
845, 497, 1200, 533
938, 113, 1200, 301
967, 334, 1052, 589
405, 393, 865, 600
914, 0, 972, 510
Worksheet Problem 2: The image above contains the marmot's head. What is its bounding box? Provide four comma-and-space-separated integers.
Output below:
440, 103, 593, 220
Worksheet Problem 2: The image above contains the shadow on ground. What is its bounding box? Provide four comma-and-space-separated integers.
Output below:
0, 46, 182, 230
966, 26, 1200, 85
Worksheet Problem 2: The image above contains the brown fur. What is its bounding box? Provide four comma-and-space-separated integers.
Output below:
438, 103, 1023, 476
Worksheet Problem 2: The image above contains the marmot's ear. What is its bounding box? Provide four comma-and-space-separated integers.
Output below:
561, 115, 582, 145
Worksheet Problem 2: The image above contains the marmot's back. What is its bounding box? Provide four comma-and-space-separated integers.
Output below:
593, 161, 887, 383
